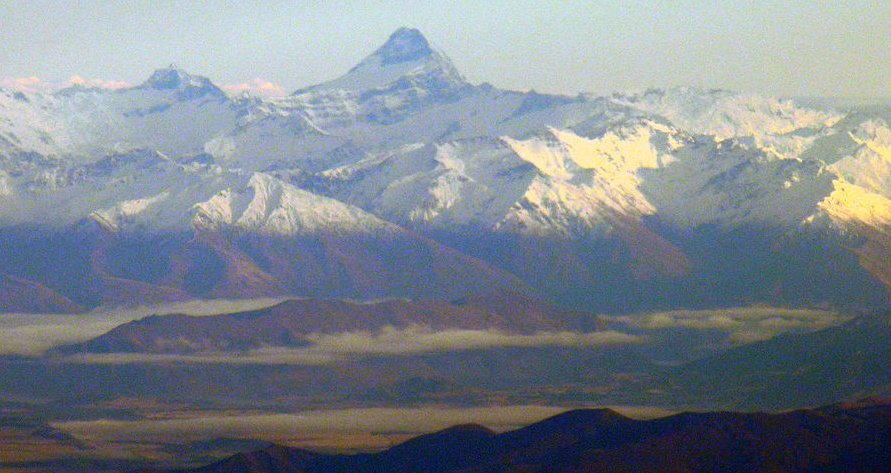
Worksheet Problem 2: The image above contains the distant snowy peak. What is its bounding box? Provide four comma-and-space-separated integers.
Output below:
141, 66, 206, 90
296, 27, 466, 95
139, 66, 226, 99
192, 173, 394, 236
373, 27, 434, 65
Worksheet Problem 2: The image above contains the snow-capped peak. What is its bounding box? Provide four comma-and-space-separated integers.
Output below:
295, 27, 466, 95
142, 66, 195, 89
139, 66, 225, 98
372, 27, 434, 65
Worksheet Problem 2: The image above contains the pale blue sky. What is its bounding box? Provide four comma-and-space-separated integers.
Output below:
0, 0, 888, 97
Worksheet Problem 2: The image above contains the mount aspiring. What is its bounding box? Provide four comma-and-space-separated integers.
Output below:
1, 27, 890, 313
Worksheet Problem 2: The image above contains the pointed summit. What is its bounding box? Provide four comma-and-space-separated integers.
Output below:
296, 27, 466, 95
374, 27, 434, 65
142, 65, 198, 90
139, 66, 225, 100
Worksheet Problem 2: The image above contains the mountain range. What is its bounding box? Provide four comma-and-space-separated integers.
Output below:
3, 27, 891, 473
1, 27, 890, 313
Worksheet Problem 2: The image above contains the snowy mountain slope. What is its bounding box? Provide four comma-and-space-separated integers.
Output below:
242, 84, 872, 242
1, 67, 241, 167
496, 122, 672, 236
0, 89, 71, 160
312, 120, 673, 239
639, 136, 836, 229
803, 175, 891, 289
54, 68, 239, 159
828, 119, 891, 198
318, 139, 537, 230
812, 179, 891, 229
192, 172, 396, 236
202, 106, 345, 172
618, 87, 842, 142
0, 148, 238, 229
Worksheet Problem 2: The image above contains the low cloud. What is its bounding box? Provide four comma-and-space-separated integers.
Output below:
54, 404, 673, 445
612, 307, 848, 344
65, 326, 644, 365
221, 78, 286, 97
2, 75, 131, 94
307, 326, 642, 354
1, 76, 52, 93
66, 75, 131, 90
4, 302, 844, 359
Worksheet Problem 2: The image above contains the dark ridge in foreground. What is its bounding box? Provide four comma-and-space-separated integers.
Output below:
138, 402, 891, 473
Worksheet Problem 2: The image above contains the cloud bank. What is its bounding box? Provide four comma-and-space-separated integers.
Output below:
3, 302, 844, 361
2, 76, 284, 96
221, 78, 286, 97
54, 404, 674, 445
612, 307, 847, 344
65, 75, 131, 89
1, 76, 132, 93
1, 76, 52, 93
65, 326, 644, 365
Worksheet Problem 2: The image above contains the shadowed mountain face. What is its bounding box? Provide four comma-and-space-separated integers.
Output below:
0, 223, 532, 310
2, 219, 887, 314
0, 272, 82, 313
138, 401, 891, 473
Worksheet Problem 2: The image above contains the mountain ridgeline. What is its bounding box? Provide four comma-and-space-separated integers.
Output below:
139, 400, 891, 473
1, 28, 890, 312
